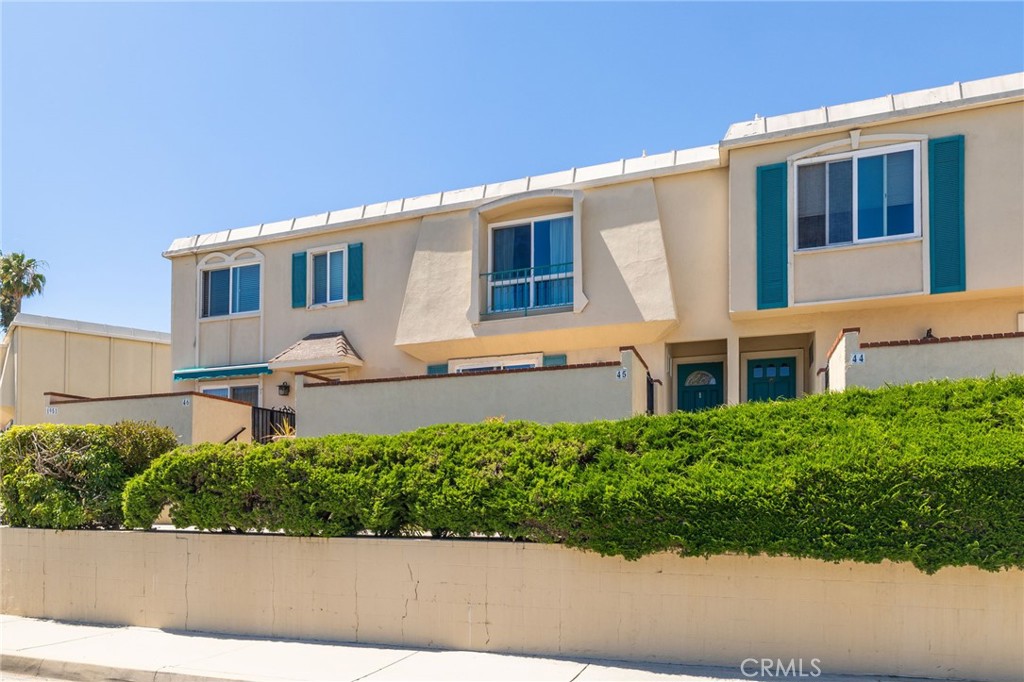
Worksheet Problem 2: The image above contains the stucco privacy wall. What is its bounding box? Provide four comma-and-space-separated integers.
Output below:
47, 393, 251, 444
297, 353, 640, 436
832, 330, 1024, 390
2, 528, 1020, 681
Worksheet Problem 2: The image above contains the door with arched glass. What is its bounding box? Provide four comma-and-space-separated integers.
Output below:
676, 362, 724, 412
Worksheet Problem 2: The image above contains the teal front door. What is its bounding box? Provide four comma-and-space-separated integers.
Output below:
677, 362, 724, 412
747, 357, 797, 402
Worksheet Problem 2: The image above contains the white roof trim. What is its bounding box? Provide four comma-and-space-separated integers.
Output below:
163, 145, 720, 257
164, 72, 1022, 258
722, 72, 1023, 146
8, 313, 171, 345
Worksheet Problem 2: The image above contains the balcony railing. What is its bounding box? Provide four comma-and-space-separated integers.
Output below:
482, 262, 573, 315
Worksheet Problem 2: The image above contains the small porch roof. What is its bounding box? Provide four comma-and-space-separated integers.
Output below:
268, 331, 363, 373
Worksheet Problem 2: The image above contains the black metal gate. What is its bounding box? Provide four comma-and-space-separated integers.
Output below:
252, 406, 296, 444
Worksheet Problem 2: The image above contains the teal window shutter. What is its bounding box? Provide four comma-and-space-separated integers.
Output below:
542, 354, 567, 367
929, 135, 965, 294
348, 242, 364, 301
757, 162, 789, 309
426, 363, 448, 375
291, 252, 307, 308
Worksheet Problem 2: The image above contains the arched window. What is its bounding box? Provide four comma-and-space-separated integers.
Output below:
198, 249, 264, 318
684, 370, 717, 386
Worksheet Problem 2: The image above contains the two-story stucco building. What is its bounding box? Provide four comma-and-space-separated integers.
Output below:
160, 73, 1024, 436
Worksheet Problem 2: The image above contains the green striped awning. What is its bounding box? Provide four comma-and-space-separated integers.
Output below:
173, 363, 272, 382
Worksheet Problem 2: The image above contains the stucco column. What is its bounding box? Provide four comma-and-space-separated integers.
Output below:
727, 336, 740, 405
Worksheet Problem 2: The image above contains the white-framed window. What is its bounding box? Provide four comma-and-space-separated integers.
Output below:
308, 244, 347, 307
201, 384, 260, 406
485, 214, 573, 313
449, 353, 543, 374
197, 249, 263, 319
201, 263, 261, 317
795, 142, 920, 250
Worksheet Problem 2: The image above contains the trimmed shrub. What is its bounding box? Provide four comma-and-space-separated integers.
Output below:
120, 376, 1024, 572
0, 422, 178, 529
123, 434, 414, 535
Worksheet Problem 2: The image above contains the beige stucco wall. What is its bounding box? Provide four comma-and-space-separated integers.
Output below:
2, 528, 1019, 681
833, 330, 1024, 389
169, 178, 681, 396
793, 240, 924, 304
190, 394, 253, 444
826, 333, 849, 392
172, 218, 426, 392
47, 393, 251, 444
297, 354, 637, 436
1, 324, 172, 426
0, 341, 14, 425
729, 101, 1024, 313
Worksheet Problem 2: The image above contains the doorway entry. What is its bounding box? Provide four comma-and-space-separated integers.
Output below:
747, 357, 797, 402
676, 361, 724, 412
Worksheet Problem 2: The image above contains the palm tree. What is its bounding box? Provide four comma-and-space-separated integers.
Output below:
0, 251, 47, 332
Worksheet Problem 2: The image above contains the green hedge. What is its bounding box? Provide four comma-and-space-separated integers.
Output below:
122, 376, 1024, 573
1, 422, 178, 529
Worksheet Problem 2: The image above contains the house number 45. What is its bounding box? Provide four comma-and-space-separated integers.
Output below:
615, 368, 629, 381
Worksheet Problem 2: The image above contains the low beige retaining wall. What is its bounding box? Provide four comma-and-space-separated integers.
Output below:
1, 528, 1021, 680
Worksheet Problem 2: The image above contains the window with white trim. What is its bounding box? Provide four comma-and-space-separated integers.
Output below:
486, 215, 573, 313
201, 263, 260, 317
309, 246, 346, 306
202, 385, 260, 406
795, 142, 920, 250
449, 353, 543, 374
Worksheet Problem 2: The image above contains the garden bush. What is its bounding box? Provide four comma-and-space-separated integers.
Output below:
119, 376, 1024, 572
0, 422, 177, 529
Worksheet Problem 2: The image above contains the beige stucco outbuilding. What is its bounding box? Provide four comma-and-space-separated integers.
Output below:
0, 314, 171, 426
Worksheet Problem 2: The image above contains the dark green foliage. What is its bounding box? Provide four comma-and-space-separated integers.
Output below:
0, 422, 177, 528
117, 376, 1024, 572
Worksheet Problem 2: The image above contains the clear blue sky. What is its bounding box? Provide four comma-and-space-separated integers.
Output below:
3, 2, 1022, 332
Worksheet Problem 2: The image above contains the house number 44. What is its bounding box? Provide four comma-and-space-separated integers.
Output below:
850, 353, 865, 365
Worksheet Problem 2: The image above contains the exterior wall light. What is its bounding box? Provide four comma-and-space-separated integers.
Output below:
277, 381, 290, 396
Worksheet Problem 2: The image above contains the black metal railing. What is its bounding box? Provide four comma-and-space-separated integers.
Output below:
252, 405, 296, 444
481, 262, 573, 315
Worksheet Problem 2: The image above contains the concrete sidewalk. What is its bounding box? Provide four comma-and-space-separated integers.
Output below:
1, 615, 928, 682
